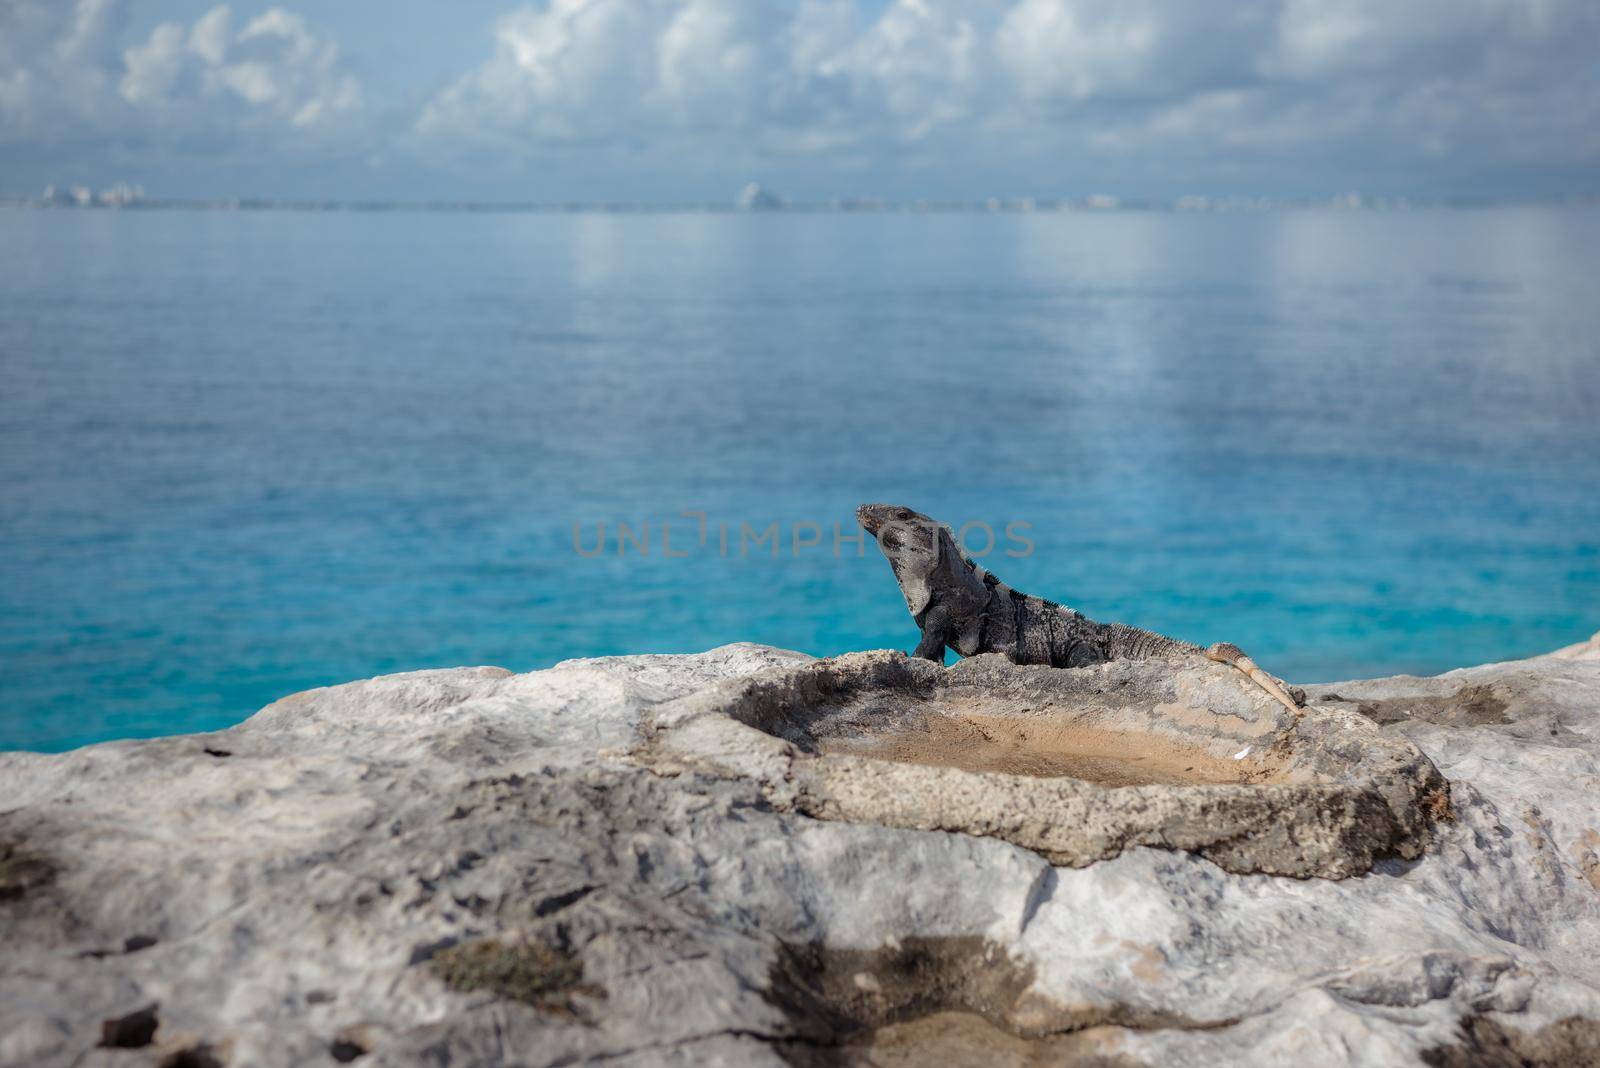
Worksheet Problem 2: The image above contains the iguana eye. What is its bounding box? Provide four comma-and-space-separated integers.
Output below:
896, 509, 913, 520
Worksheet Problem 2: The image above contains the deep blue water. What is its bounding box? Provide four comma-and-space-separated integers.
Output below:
3, 206, 1598, 751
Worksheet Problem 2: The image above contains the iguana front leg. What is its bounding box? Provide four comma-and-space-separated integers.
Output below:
912, 604, 951, 664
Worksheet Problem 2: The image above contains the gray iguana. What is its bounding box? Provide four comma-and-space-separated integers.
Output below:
857, 503, 1305, 714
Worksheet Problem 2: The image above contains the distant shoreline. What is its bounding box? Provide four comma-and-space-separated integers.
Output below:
4, 194, 1597, 215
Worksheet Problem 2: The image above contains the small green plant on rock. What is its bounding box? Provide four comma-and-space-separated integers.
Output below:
430, 937, 598, 1015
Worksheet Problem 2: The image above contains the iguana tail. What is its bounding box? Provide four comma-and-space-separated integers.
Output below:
1206, 642, 1303, 715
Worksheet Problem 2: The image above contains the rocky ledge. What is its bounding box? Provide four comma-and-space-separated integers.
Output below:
4, 636, 1600, 1067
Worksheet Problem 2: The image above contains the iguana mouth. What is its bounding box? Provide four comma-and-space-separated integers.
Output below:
856, 503, 930, 545
855, 503, 886, 536
857, 498, 921, 534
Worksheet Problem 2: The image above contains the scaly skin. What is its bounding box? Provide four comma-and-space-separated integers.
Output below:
857, 503, 1304, 715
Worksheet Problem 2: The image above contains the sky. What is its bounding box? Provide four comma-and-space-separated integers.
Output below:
2, 0, 1599, 203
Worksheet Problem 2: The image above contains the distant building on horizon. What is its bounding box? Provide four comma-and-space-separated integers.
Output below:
737, 183, 784, 211
38, 183, 145, 208
41, 184, 94, 207
96, 183, 145, 207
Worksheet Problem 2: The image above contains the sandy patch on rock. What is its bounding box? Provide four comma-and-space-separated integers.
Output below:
817, 707, 1271, 788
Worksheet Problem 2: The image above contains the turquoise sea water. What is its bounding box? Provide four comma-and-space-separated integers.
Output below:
3, 205, 1598, 751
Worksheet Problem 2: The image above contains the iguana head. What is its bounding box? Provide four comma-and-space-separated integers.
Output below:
857, 503, 945, 618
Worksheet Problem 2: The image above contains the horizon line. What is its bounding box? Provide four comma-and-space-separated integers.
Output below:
6, 191, 1600, 215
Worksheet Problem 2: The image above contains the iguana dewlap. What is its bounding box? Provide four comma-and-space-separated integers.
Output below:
856, 503, 1304, 715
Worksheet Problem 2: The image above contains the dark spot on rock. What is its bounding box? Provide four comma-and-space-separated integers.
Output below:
99, 1003, 160, 1048
329, 1037, 368, 1062
306, 990, 336, 1005
159, 1043, 225, 1068
1452, 685, 1512, 726
1422, 787, 1455, 823
80, 933, 161, 959
407, 936, 459, 965
767, 937, 1192, 1066
533, 884, 596, 917
1421, 1014, 1600, 1067
203, 748, 233, 758
1353, 684, 1510, 728
0, 835, 56, 902
768, 937, 1034, 1046
430, 937, 600, 1015
447, 805, 475, 820
782, 1010, 1150, 1067
331, 1023, 377, 1059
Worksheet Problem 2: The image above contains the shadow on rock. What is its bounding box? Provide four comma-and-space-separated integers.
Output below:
1422, 1015, 1600, 1068
766, 936, 1187, 1067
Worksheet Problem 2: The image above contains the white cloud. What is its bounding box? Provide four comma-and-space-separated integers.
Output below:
1, 0, 1596, 195
994, 1, 1278, 105
1126, 0, 1600, 170
415, 0, 1000, 156
0, 0, 122, 142
0, 1, 362, 152
844, 0, 992, 138
120, 23, 187, 105
414, 0, 1600, 188
188, 7, 232, 67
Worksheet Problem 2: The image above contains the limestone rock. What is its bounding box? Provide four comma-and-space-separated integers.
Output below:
3, 640, 1600, 1067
